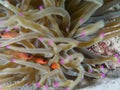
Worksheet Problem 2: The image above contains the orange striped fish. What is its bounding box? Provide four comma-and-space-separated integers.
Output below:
51, 62, 60, 69
34, 58, 48, 65
13, 52, 33, 60
0, 31, 19, 39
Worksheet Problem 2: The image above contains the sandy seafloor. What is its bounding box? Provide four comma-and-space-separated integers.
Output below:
81, 77, 120, 90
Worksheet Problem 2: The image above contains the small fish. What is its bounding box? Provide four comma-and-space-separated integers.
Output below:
51, 62, 60, 69
0, 31, 19, 39
13, 52, 33, 60
34, 58, 48, 65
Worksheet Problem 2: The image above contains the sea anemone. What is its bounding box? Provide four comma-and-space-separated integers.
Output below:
0, 0, 120, 90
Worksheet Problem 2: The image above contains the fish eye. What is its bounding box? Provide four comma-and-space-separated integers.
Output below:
27, 53, 32, 58
1, 32, 4, 35
43, 59, 46, 62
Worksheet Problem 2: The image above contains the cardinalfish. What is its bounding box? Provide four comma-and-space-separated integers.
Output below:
0, 31, 19, 39
51, 62, 60, 70
34, 57, 48, 65
12, 52, 33, 60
